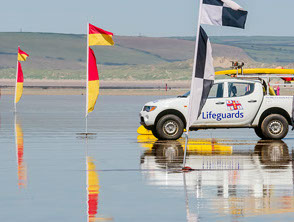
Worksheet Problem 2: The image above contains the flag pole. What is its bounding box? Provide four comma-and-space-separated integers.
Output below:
86, 23, 89, 134
14, 46, 19, 113
183, 131, 189, 168
183, 0, 204, 168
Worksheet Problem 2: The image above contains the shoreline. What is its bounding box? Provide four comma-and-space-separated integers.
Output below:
0, 79, 190, 88
2, 79, 294, 96
0, 88, 189, 96
0, 79, 190, 95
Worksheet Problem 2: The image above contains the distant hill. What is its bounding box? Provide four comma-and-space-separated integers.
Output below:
176, 36, 294, 65
0, 32, 292, 80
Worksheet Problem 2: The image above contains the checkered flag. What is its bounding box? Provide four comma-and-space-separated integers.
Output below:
201, 0, 248, 29
187, 26, 215, 128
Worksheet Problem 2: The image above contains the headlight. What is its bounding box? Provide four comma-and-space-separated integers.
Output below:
143, 106, 157, 112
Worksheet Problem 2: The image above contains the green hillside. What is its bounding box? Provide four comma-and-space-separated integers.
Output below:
177, 36, 294, 65
0, 32, 293, 81
211, 36, 294, 64
0, 32, 166, 66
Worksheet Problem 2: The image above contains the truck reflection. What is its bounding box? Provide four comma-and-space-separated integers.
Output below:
140, 139, 294, 218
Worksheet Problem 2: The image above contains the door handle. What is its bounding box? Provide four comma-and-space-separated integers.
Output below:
216, 102, 225, 105
248, 100, 257, 103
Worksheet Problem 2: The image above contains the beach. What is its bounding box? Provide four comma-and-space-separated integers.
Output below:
0, 79, 190, 95
2, 78, 294, 96
1, 94, 294, 221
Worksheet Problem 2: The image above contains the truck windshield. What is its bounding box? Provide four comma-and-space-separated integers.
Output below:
178, 91, 190, 98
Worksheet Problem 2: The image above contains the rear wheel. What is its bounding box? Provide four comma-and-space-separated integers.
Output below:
261, 114, 288, 140
155, 114, 184, 140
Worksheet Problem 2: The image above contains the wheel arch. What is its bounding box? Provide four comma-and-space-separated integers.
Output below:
258, 107, 291, 126
155, 109, 187, 128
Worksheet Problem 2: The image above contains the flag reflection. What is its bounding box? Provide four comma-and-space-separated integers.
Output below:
87, 157, 100, 222
15, 115, 27, 188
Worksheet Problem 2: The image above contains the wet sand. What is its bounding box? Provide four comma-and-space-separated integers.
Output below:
0, 78, 191, 88
1, 95, 294, 221
0, 87, 188, 96
2, 78, 294, 96
0, 79, 189, 95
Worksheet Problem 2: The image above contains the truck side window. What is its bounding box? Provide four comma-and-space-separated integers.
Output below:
228, 83, 255, 97
208, 83, 224, 98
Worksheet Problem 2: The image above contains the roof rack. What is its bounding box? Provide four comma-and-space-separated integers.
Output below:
215, 61, 294, 78
215, 62, 294, 95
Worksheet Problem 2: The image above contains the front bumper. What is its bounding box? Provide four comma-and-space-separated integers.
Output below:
139, 111, 156, 127
140, 116, 146, 126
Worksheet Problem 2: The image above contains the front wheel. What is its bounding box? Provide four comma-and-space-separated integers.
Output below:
261, 114, 289, 140
254, 127, 268, 139
155, 114, 184, 140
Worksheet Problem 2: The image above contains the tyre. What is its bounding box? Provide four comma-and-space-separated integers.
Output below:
261, 114, 289, 140
254, 127, 268, 139
151, 127, 159, 139
155, 114, 184, 140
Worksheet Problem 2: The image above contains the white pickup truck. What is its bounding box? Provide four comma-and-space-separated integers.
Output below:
140, 79, 294, 140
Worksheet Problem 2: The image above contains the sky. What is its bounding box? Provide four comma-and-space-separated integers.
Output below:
1, 0, 294, 37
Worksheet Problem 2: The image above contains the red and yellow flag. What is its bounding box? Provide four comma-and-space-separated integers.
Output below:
88, 23, 114, 46
87, 157, 100, 222
18, 48, 29, 61
15, 62, 24, 104
87, 48, 100, 114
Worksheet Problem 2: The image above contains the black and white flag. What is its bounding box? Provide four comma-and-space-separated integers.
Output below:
201, 0, 248, 29
187, 26, 215, 129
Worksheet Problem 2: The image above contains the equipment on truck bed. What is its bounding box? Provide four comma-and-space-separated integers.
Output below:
215, 62, 294, 96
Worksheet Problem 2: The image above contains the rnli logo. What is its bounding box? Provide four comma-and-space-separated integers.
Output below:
226, 100, 243, 111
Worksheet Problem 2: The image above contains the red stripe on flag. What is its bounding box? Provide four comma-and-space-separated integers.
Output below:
88, 48, 99, 81
18, 48, 29, 57
88, 193, 99, 216
17, 62, 24, 83
89, 23, 113, 36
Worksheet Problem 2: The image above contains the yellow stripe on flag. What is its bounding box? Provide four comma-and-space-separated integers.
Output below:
15, 82, 23, 104
87, 80, 99, 114
89, 34, 114, 46
87, 157, 100, 195
18, 53, 28, 61
16, 123, 23, 143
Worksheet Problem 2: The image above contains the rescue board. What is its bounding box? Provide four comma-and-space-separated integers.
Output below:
137, 125, 187, 135
215, 68, 294, 76
137, 125, 153, 135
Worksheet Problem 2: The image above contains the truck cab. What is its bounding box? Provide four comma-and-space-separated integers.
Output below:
140, 79, 293, 140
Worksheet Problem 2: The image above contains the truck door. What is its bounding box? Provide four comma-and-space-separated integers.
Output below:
194, 82, 261, 127
223, 82, 261, 126
194, 82, 229, 126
